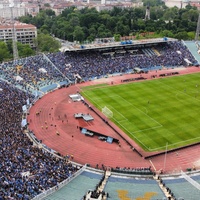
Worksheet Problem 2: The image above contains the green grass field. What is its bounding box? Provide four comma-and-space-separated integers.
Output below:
81, 73, 200, 152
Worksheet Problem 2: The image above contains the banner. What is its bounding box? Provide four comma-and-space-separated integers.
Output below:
22, 105, 27, 112
26, 98, 30, 105
21, 119, 27, 127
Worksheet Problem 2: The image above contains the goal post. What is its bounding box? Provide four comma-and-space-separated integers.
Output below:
102, 106, 113, 118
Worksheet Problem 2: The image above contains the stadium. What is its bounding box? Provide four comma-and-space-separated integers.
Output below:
1, 38, 200, 200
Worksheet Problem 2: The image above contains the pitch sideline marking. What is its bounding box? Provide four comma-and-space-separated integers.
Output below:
158, 79, 200, 102
115, 95, 162, 127
82, 91, 152, 150
111, 116, 151, 150
107, 105, 163, 151
82, 91, 164, 151
108, 105, 161, 133
82, 89, 200, 151
150, 135, 200, 151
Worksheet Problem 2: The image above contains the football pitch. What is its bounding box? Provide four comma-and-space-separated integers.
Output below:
81, 73, 200, 152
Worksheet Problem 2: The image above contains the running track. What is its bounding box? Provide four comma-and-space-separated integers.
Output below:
28, 67, 200, 174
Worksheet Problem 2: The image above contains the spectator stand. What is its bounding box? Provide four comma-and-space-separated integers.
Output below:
46, 40, 198, 84
1, 39, 200, 200
0, 54, 70, 95
42, 167, 107, 200
0, 79, 83, 200
158, 170, 200, 200
32, 165, 86, 200
104, 173, 165, 200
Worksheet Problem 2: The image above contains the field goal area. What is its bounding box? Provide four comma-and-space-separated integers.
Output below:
102, 106, 113, 118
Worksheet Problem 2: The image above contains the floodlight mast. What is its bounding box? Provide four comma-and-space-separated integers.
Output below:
195, 13, 200, 41
10, 2, 19, 63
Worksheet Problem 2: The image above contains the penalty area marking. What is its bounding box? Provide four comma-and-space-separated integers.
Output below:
105, 105, 127, 122
112, 116, 151, 151
82, 91, 162, 151
115, 95, 162, 127
108, 106, 162, 151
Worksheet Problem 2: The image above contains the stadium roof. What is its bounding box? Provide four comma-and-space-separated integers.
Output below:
64, 37, 178, 53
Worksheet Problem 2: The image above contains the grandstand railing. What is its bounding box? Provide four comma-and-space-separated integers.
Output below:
32, 164, 87, 200
181, 170, 200, 190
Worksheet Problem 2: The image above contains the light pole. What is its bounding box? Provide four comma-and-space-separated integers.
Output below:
163, 142, 168, 172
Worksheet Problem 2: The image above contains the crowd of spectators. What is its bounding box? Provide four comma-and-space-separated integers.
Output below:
0, 54, 67, 93
47, 41, 198, 81
0, 41, 197, 92
0, 40, 198, 199
111, 166, 153, 175
0, 80, 80, 200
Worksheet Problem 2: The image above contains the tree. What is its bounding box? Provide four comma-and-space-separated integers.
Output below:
181, 9, 198, 22
163, 8, 177, 21
105, 17, 116, 32
73, 26, 85, 42
0, 41, 10, 62
175, 31, 189, 40
137, 19, 146, 31
45, 9, 55, 16
17, 43, 35, 57
69, 16, 80, 27
19, 14, 33, 24
80, 13, 100, 28
143, 0, 164, 7
114, 34, 121, 41
17, 5, 199, 44
187, 31, 195, 40
36, 33, 61, 52
161, 30, 174, 38
44, 3, 51, 8
40, 25, 49, 34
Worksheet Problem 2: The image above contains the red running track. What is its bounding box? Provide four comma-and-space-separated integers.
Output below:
28, 67, 200, 174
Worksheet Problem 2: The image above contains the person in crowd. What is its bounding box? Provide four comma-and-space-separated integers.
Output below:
0, 81, 80, 199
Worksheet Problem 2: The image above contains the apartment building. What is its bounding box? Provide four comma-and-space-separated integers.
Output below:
0, 22, 37, 47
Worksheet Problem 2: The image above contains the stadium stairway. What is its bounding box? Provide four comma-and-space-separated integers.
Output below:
152, 47, 160, 56
98, 170, 111, 193
153, 174, 175, 200
184, 41, 200, 64
84, 170, 111, 199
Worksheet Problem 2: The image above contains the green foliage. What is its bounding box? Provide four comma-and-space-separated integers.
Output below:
0, 41, 35, 62
161, 30, 174, 38
45, 9, 55, 16
0, 41, 11, 62
44, 3, 51, 8
36, 33, 61, 53
175, 31, 189, 40
143, 0, 164, 7
18, 5, 199, 43
114, 34, 121, 41
187, 31, 195, 40
73, 26, 85, 42
17, 43, 35, 57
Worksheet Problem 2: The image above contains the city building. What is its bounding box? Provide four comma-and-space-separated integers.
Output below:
0, 3, 26, 18
0, 21, 37, 47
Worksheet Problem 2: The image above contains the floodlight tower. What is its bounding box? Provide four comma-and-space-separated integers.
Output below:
195, 13, 200, 41
10, 0, 19, 63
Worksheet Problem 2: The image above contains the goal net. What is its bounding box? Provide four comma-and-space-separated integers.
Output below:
102, 106, 113, 118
